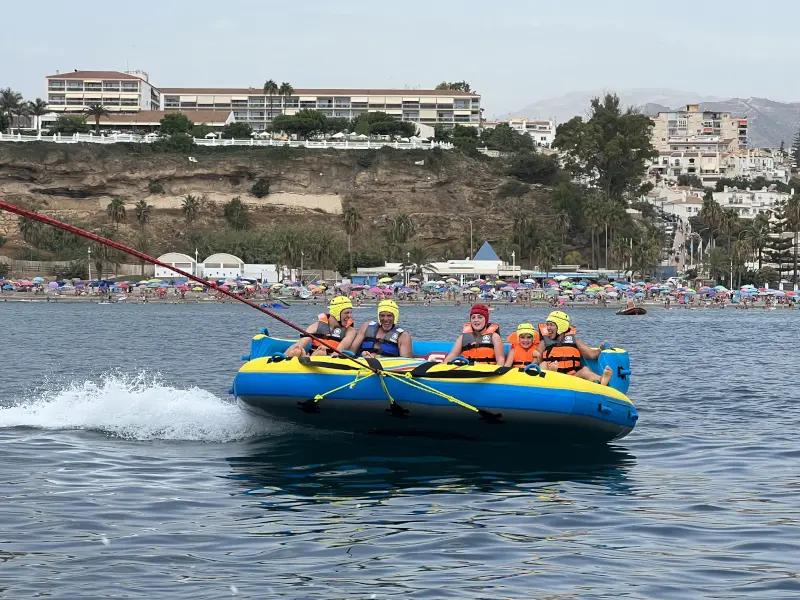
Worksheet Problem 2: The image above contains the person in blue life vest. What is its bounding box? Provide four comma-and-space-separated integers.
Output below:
286, 296, 355, 357
342, 300, 413, 358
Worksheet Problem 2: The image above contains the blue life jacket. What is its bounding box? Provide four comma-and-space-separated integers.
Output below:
360, 322, 405, 357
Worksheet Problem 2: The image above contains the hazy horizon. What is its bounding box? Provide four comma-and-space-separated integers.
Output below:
4, 0, 800, 117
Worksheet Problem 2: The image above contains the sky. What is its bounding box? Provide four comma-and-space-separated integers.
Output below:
4, 0, 800, 117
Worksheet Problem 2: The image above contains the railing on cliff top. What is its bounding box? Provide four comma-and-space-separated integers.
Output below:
0, 132, 454, 151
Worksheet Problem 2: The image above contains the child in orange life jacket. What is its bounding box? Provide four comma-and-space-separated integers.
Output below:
504, 323, 540, 367
444, 303, 505, 365
536, 310, 613, 386
285, 296, 355, 357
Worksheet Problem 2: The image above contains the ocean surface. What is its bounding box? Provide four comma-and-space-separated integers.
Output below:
1, 300, 799, 599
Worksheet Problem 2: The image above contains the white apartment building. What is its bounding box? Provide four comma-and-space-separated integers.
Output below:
647, 185, 792, 222
733, 149, 790, 183
44, 70, 482, 133
46, 70, 160, 112
159, 87, 481, 132
651, 104, 747, 152
506, 118, 556, 147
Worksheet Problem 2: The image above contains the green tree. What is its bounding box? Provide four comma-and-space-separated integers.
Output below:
336, 252, 383, 278
263, 79, 279, 121
388, 213, 415, 256
784, 193, 800, 285
745, 214, 770, 271
505, 152, 561, 185
223, 196, 250, 231
159, 113, 193, 135
271, 108, 327, 139
0, 87, 23, 133
677, 174, 703, 188
535, 238, 561, 274
133, 200, 152, 231
564, 249, 582, 265
182, 194, 201, 224
482, 123, 534, 152
554, 93, 657, 201
435, 81, 472, 92
610, 236, 632, 270
791, 127, 800, 168
250, 178, 270, 198
401, 245, 438, 278
17, 216, 43, 245
84, 103, 110, 135
221, 122, 252, 139
341, 206, 363, 275
106, 197, 127, 230
49, 114, 90, 135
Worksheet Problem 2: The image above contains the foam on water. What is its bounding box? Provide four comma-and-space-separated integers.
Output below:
0, 372, 274, 442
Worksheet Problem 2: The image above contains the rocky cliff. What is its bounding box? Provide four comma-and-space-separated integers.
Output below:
0, 142, 548, 258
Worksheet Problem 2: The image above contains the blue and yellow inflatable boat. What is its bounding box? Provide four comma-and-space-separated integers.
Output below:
232, 331, 638, 443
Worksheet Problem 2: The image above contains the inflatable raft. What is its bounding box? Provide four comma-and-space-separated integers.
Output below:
232, 332, 637, 443
617, 307, 647, 315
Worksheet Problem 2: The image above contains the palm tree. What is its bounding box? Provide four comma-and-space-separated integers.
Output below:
402, 245, 438, 279
223, 197, 250, 231
387, 213, 415, 258
745, 214, 770, 271
584, 195, 604, 268
632, 237, 660, 280
536, 238, 561, 275
551, 210, 570, 247
278, 82, 294, 114
133, 200, 152, 231
0, 87, 23, 133
341, 206, 362, 275
27, 98, 49, 133
784, 193, 800, 285
13, 102, 30, 132
181, 194, 201, 224
85, 103, 110, 135
106, 197, 127, 229
610, 236, 632, 270
17, 216, 43, 245
263, 79, 279, 122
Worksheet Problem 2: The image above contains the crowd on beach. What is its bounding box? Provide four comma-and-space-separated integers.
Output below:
1, 275, 797, 310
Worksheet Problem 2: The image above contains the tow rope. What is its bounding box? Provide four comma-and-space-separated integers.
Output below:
0, 200, 503, 423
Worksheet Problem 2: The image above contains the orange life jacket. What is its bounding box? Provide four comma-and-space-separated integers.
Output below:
506, 323, 550, 351
541, 332, 582, 375
461, 323, 500, 364
309, 313, 353, 353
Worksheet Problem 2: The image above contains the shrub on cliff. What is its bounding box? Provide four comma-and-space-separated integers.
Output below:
0, 236, 6, 249
152, 133, 195, 153
0, 263, 8, 278
159, 113, 193, 135
148, 180, 165, 194
223, 197, 250, 231
250, 178, 270, 198
506, 152, 562, 185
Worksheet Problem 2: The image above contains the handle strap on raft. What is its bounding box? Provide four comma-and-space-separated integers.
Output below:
408, 361, 514, 380
297, 369, 376, 413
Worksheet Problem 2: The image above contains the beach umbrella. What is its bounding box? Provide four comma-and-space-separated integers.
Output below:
410, 277, 421, 282
523, 278, 535, 284
378, 277, 393, 283
775, 291, 786, 296
48, 281, 59, 288
634, 292, 645, 297
469, 287, 480, 292
500, 286, 514, 292
401, 287, 414, 293
351, 284, 364, 290
446, 278, 458, 284
32, 277, 45, 283
368, 286, 382, 293
2, 284, 12, 290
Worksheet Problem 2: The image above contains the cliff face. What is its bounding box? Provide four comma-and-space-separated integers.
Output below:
0, 142, 548, 254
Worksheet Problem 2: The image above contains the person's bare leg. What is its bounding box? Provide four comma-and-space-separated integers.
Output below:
575, 366, 613, 385
285, 345, 306, 358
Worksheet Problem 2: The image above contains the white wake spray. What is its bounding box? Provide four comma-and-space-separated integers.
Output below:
0, 372, 276, 442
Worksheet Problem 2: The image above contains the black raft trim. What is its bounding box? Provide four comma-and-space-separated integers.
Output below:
408, 361, 513, 380
298, 356, 361, 371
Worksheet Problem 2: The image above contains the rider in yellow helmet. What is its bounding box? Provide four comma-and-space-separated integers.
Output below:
286, 295, 355, 357
343, 299, 413, 358
536, 311, 613, 385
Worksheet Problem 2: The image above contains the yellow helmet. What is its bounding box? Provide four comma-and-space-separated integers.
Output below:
516, 323, 536, 337
329, 296, 353, 321
546, 310, 571, 335
378, 299, 399, 323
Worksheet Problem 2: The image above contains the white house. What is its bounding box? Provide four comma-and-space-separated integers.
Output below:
242, 263, 280, 283
154, 252, 198, 279
202, 253, 244, 280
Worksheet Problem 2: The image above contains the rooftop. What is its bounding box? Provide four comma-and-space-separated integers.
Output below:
87, 110, 232, 125
47, 70, 143, 80
159, 87, 478, 97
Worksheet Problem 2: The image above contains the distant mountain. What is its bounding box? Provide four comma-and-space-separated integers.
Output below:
513, 90, 800, 149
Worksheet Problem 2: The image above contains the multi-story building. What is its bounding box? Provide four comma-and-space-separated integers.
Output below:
46, 70, 160, 112
506, 118, 556, 147
158, 87, 481, 132
651, 104, 747, 152
647, 185, 792, 222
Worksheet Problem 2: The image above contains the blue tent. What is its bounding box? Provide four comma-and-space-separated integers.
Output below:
473, 241, 500, 261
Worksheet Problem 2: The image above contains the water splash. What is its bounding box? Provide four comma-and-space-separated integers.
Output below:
0, 372, 275, 442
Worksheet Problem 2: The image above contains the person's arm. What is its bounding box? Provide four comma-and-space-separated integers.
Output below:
287, 322, 318, 352
576, 338, 600, 360
444, 335, 464, 363
492, 333, 505, 365
503, 346, 516, 367
533, 340, 546, 364
398, 332, 413, 357
342, 323, 368, 355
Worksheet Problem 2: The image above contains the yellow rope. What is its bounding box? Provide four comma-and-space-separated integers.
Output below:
380, 369, 482, 414
311, 370, 375, 402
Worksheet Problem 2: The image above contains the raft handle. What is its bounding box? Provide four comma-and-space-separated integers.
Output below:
523, 363, 545, 377
628, 410, 638, 422
447, 356, 470, 366
598, 404, 613, 415
268, 352, 289, 363
241, 354, 251, 361
227, 386, 234, 395
260, 327, 270, 336
617, 366, 631, 379
601, 341, 612, 350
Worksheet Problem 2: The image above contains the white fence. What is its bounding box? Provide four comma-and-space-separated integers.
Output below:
0, 132, 454, 151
